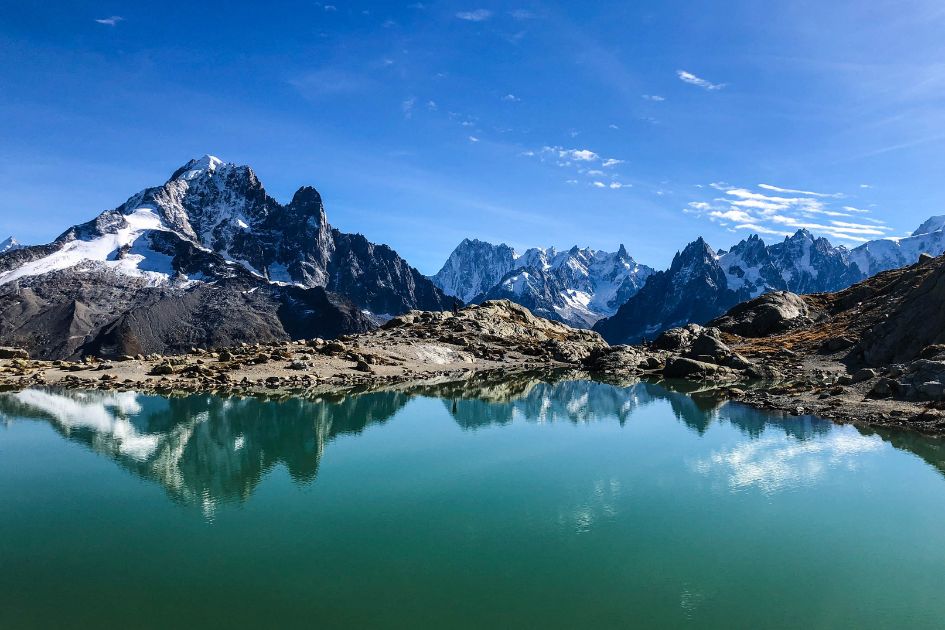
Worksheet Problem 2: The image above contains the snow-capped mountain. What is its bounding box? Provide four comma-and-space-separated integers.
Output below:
431, 239, 517, 303
0, 237, 20, 254
718, 229, 862, 298
594, 223, 945, 344
432, 240, 654, 327
594, 237, 745, 344
847, 217, 945, 277
0, 155, 450, 359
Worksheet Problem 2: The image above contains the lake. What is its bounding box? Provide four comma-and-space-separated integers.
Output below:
2, 378, 945, 629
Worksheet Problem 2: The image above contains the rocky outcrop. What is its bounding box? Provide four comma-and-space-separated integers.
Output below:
709, 291, 816, 337
384, 299, 608, 364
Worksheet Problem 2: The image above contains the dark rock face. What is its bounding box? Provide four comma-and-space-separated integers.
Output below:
0, 155, 448, 359
710, 291, 815, 337
330, 231, 453, 316
853, 254, 945, 366
595, 230, 872, 345
594, 238, 747, 344
0, 259, 371, 360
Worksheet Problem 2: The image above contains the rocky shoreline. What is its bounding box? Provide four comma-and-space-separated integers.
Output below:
2, 298, 944, 437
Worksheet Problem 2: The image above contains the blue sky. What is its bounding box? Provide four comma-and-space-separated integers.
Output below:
2, 1, 944, 273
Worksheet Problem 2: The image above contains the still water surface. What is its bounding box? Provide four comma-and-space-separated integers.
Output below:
2, 379, 945, 628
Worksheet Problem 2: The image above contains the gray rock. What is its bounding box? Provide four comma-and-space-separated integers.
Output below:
852, 368, 878, 383
663, 357, 722, 378
652, 324, 704, 351
870, 378, 894, 398
920, 381, 945, 400
822, 336, 855, 352
0, 347, 29, 359
709, 291, 814, 337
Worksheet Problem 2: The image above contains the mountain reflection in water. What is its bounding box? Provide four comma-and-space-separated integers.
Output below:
2, 376, 943, 510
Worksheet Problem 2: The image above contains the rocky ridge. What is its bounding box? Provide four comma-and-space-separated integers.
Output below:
0, 300, 607, 396
432, 239, 654, 328
594, 222, 945, 345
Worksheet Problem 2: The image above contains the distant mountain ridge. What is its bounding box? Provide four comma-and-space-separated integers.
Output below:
594, 221, 945, 344
0, 155, 450, 359
431, 239, 655, 327
0, 237, 20, 254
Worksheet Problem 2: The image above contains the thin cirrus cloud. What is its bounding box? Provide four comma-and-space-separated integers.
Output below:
685, 183, 893, 243
526, 147, 629, 189
642, 94, 665, 102
95, 16, 123, 26
456, 9, 492, 21
676, 70, 725, 91
758, 183, 841, 198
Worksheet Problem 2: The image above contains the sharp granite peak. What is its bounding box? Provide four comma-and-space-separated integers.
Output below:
0, 155, 450, 359
594, 220, 945, 344
0, 237, 20, 254
431, 238, 655, 328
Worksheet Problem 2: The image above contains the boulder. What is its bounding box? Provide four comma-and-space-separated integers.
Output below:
585, 346, 645, 372
652, 324, 704, 351
709, 291, 814, 337
852, 367, 878, 383
683, 330, 754, 371
663, 357, 723, 378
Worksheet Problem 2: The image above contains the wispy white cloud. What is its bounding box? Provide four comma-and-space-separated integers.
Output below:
456, 9, 492, 21
468, 135, 480, 142
510, 9, 534, 19
602, 158, 624, 167
642, 94, 665, 102
676, 70, 725, 91
95, 16, 123, 25
502, 93, 520, 102
685, 182, 891, 244
758, 183, 841, 198
541, 146, 598, 162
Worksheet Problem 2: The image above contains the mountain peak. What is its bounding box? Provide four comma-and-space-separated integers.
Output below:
912, 215, 945, 236
169, 154, 227, 182
788, 228, 813, 241
0, 236, 20, 254
682, 236, 714, 255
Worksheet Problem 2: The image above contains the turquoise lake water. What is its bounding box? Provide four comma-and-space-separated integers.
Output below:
2, 379, 945, 629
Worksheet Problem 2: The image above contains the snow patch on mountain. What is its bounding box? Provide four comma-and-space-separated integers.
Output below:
0, 208, 174, 286
912, 215, 945, 236
0, 237, 20, 254
848, 229, 945, 276
433, 239, 655, 327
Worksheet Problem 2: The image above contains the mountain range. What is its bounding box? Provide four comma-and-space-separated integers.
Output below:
595, 220, 945, 344
431, 240, 655, 327
0, 155, 450, 359
0, 237, 20, 254
2, 153, 943, 357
